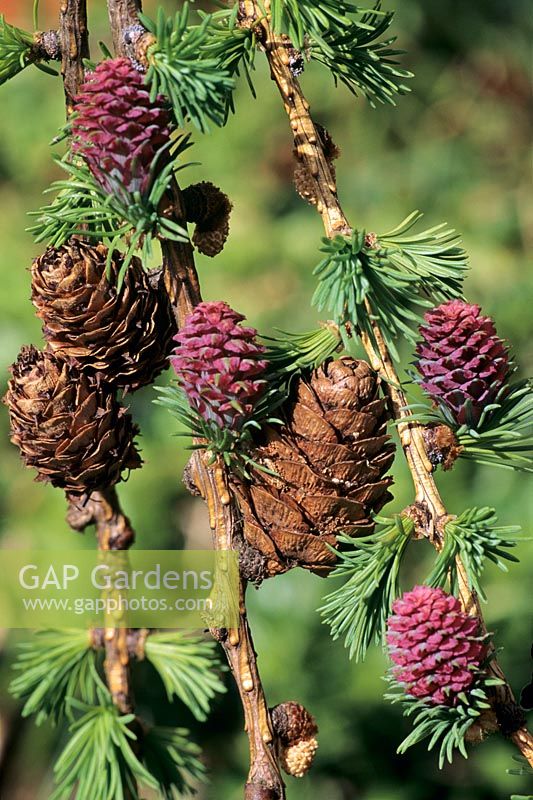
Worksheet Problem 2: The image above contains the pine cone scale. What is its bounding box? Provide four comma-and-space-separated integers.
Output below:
248, 486, 309, 533
294, 440, 360, 467
322, 405, 386, 438
353, 480, 392, 504
270, 528, 337, 565
241, 519, 282, 561
289, 404, 338, 441
299, 494, 365, 522
324, 455, 393, 485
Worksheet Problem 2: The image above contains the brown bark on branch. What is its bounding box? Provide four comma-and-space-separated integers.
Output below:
189, 454, 284, 800
240, 0, 533, 767
158, 173, 286, 800
91, 626, 149, 661
160, 180, 203, 320
106, 0, 142, 57
66, 489, 136, 714
58, 0, 89, 116
104, 0, 285, 795
68, 489, 136, 713
158, 165, 285, 800
510, 728, 533, 764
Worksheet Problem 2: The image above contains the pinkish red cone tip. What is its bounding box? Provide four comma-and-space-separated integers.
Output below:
387, 585, 486, 705
171, 301, 268, 430
72, 57, 172, 198
415, 299, 510, 427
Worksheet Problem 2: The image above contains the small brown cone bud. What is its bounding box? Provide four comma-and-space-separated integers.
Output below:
182, 181, 232, 257
464, 709, 499, 744
422, 423, 463, 471
271, 702, 318, 744
31, 238, 177, 393
293, 123, 340, 206
3, 346, 140, 495
271, 702, 318, 778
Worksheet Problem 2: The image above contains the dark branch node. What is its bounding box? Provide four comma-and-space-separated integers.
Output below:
495, 702, 528, 737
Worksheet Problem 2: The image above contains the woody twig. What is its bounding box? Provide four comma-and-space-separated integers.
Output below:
240, 0, 533, 766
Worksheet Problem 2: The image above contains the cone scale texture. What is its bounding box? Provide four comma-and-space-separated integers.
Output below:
182, 182, 233, 258
31, 238, 177, 392
387, 585, 486, 706
3, 346, 141, 495
271, 702, 319, 778
415, 299, 510, 426
71, 57, 172, 197
171, 301, 268, 430
235, 357, 395, 578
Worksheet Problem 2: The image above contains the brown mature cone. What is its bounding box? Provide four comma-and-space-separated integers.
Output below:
234, 357, 395, 579
31, 238, 177, 392
3, 346, 141, 495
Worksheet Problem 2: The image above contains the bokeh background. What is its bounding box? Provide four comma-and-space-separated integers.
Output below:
0, 1, 531, 798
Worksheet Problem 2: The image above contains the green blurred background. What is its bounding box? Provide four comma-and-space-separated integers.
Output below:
0, 1, 531, 798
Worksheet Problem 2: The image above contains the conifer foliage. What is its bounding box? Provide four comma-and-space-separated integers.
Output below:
0, 1, 531, 798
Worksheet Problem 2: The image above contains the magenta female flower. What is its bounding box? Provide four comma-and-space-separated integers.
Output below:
386, 585, 486, 706
71, 57, 172, 197
415, 299, 510, 426
171, 301, 268, 430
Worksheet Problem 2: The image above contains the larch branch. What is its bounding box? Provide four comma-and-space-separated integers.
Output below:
104, 1, 286, 795
241, 0, 533, 767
